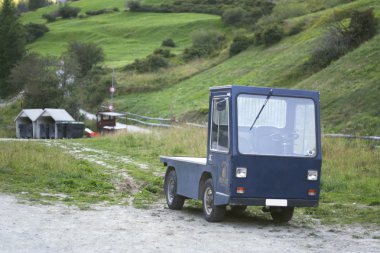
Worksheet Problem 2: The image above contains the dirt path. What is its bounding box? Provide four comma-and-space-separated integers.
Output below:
1, 194, 379, 253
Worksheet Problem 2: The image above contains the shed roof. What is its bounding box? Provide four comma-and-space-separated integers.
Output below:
15, 109, 44, 122
40, 108, 75, 122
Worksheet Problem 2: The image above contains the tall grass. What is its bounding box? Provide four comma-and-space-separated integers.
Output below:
322, 138, 380, 205
0, 141, 127, 205
81, 126, 208, 166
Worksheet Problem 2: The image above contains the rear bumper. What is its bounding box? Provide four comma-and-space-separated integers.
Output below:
230, 198, 319, 207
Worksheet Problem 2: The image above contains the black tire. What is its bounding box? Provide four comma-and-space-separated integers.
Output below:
164, 170, 185, 210
202, 178, 226, 222
230, 205, 247, 216
269, 207, 294, 223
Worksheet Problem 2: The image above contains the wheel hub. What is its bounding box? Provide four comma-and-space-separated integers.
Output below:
204, 187, 213, 215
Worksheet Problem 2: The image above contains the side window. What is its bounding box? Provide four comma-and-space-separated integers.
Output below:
210, 97, 229, 152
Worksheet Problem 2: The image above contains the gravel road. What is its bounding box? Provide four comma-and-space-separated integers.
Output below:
1, 194, 379, 253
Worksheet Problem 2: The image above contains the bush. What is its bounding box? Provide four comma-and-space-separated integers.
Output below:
306, 8, 378, 71
66, 41, 104, 76
57, 5, 81, 19
153, 48, 173, 58
42, 12, 58, 22
125, 54, 169, 73
307, 24, 351, 70
126, 0, 141, 11
192, 30, 225, 54
85, 9, 107, 16
255, 23, 283, 46
229, 35, 252, 56
29, 0, 48, 11
24, 23, 49, 43
183, 30, 225, 61
146, 54, 169, 71
162, 38, 176, 47
222, 7, 246, 26
348, 8, 377, 47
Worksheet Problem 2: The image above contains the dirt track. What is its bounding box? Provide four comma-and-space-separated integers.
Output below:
1, 194, 379, 253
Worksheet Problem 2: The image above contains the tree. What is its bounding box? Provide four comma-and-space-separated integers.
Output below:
9, 54, 63, 108
28, 0, 47, 11
65, 41, 105, 76
0, 0, 26, 98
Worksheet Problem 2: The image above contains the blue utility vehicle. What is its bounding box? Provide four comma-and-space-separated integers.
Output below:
161, 85, 321, 222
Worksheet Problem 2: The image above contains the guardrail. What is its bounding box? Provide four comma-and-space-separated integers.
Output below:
122, 112, 173, 128
323, 134, 380, 141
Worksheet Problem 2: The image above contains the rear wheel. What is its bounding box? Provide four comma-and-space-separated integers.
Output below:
269, 207, 294, 223
202, 178, 226, 222
164, 170, 185, 210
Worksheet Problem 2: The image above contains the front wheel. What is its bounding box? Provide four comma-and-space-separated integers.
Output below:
269, 207, 294, 223
202, 178, 226, 222
164, 170, 185, 210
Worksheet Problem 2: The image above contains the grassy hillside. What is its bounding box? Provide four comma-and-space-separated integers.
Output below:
21, 0, 219, 67
110, 0, 380, 135
16, 0, 380, 135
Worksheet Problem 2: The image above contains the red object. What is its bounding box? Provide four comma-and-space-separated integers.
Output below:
85, 128, 98, 138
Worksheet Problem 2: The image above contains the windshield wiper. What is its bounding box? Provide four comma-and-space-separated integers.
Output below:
249, 89, 273, 131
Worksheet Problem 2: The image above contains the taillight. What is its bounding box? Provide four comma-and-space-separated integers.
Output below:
237, 187, 245, 194
308, 189, 317, 196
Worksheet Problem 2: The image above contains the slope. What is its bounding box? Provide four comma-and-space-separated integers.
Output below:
112, 0, 380, 135
21, 0, 220, 67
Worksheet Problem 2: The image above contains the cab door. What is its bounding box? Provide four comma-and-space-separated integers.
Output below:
208, 96, 231, 204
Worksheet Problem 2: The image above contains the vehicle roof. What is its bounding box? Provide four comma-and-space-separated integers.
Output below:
210, 85, 319, 98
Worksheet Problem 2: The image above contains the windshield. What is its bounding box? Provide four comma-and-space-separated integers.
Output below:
237, 94, 317, 157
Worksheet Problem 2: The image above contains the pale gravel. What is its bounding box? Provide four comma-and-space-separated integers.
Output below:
1, 194, 379, 253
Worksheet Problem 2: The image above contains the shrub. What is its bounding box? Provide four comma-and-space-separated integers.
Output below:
162, 38, 176, 47
146, 54, 169, 71
348, 8, 377, 47
153, 48, 173, 58
307, 24, 351, 70
57, 5, 81, 19
125, 54, 169, 73
183, 30, 225, 61
126, 0, 141, 11
222, 7, 246, 26
85, 9, 107, 16
24, 23, 49, 43
306, 8, 378, 71
192, 30, 225, 54
66, 41, 104, 76
29, 0, 48, 11
42, 12, 58, 22
255, 23, 283, 46
229, 35, 252, 56
286, 21, 304, 36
